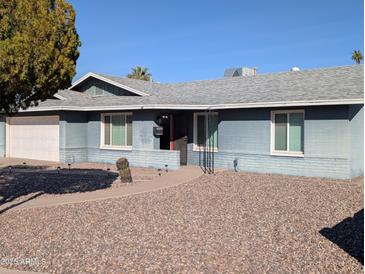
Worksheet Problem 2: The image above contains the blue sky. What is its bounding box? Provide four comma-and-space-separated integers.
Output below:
69, 0, 364, 83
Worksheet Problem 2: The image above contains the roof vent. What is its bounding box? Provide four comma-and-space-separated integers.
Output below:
291, 67, 300, 72
224, 67, 257, 77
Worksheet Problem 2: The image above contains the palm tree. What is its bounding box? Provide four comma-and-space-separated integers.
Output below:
352, 50, 363, 64
127, 66, 152, 81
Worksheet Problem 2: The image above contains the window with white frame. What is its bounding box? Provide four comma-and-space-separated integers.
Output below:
271, 110, 304, 155
101, 113, 132, 148
193, 112, 218, 150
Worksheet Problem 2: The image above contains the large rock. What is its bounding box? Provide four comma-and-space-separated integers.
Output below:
116, 158, 132, 183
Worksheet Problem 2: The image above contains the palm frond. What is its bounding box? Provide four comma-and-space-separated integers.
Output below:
352, 50, 363, 64
127, 66, 152, 81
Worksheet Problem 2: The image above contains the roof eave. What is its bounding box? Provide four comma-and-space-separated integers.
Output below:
20, 98, 364, 112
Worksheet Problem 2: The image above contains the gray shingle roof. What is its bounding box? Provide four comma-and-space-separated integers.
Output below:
30, 65, 364, 111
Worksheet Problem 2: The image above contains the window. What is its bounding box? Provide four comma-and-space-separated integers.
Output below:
193, 112, 218, 151
271, 110, 304, 156
101, 113, 132, 149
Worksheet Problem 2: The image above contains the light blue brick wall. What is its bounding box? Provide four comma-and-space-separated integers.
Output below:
0, 116, 5, 157
188, 150, 350, 179
132, 111, 160, 150
59, 111, 88, 163
2, 104, 362, 178
217, 109, 269, 153
304, 106, 350, 158
87, 148, 180, 170
187, 106, 356, 179
349, 105, 364, 177
84, 111, 180, 169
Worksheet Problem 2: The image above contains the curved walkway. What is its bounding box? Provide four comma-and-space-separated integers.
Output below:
4, 166, 204, 211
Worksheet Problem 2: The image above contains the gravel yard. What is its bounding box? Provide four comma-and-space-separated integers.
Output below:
0, 172, 363, 273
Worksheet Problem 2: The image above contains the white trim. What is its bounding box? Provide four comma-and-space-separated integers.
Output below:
209, 98, 364, 109
5, 117, 10, 157
193, 112, 218, 152
270, 109, 305, 157
20, 98, 364, 112
192, 147, 219, 153
100, 112, 133, 150
53, 94, 67, 100
100, 146, 133, 151
69, 72, 149, 97
270, 151, 305, 157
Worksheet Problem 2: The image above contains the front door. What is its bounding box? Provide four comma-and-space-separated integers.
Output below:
159, 115, 171, 150
173, 114, 188, 165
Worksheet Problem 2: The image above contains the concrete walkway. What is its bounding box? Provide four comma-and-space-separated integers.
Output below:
0, 267, 46, 274
5, 166, 204, 211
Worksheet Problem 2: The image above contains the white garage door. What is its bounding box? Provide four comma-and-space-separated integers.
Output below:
7, 116, 59, 161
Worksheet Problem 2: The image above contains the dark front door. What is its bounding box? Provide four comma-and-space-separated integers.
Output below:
159, 115, 170, 150
173, 114, 188, 165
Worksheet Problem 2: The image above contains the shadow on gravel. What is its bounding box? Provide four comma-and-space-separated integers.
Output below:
320, 209, 364, 265
0, 165, 50, 170
0, 168, 118, 214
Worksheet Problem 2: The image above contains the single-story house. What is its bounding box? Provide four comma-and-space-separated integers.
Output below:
0, 65, 363, 179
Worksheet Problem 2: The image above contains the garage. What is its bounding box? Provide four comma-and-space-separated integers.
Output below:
6, 116, 60, 161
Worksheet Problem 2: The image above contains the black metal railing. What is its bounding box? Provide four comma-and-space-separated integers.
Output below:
198, 111, 215, 174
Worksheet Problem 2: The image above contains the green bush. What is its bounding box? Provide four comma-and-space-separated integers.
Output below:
116, 158, 132, 183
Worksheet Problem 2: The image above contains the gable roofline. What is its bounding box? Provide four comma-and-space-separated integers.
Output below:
69, 72, 150, 97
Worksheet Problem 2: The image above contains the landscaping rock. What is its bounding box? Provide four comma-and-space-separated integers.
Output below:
116, 158, 132, 183
0, 172, 363, 273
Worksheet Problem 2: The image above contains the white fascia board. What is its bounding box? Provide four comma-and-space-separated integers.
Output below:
20, 98, 364, 112
209, 98, 364, 109
19, 105, 209, 112
53, 94, 67, 100
69, 72, 150, 97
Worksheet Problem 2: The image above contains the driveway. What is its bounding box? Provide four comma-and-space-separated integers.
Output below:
0, 172, 363, 273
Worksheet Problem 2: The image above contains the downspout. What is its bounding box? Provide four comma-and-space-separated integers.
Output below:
207, 106, 215, 174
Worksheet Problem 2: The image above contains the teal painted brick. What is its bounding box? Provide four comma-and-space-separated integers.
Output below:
59, 111, 89, 163
132, 111, 160, 150
186, 106, 356, 179
87, 111, 161, 150
188, 151, 350, 179
60, 111, 88, 149
218, 108, 270, 153
60, 148, 88, 163
2, 104, 360, 180
86, 110, 177, 168
87, 148, 180, 170
62, 110, 180, 169
304, 107, 350, 158
349, 105, 364, 177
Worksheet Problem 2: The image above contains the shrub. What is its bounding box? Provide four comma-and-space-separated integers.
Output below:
116, 158, 132, 183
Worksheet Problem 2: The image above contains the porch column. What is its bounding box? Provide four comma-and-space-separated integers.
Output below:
170, 114, 174, 150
